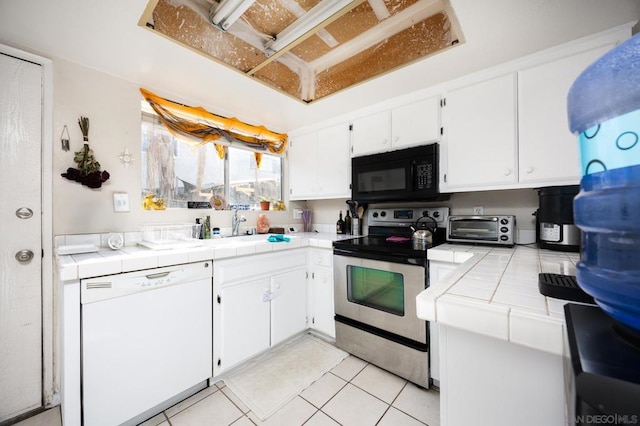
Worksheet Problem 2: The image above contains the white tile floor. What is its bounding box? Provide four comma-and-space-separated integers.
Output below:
139, 355, 440, 426
13, 355, 440, 426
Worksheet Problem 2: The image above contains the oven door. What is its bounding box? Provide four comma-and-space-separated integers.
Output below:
333, 253, 427, 344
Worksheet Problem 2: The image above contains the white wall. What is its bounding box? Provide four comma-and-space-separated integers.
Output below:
51, 57, 303, 235
307, 189, 539, 235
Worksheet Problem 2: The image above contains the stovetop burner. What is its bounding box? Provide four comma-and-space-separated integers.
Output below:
333, 206, 450, 261
335, 234, 430, 258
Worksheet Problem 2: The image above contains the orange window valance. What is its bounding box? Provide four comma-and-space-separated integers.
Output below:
140, 88, 288, 167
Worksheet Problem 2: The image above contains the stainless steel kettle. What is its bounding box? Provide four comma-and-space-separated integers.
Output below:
410, 215, 436, 250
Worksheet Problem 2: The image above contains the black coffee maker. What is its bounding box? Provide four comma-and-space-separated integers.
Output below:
535, 185, 580, 252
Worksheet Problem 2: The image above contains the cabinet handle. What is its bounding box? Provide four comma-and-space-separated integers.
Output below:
393, 136, 399, 142
503, 169, 512, 176
525, 167, 534, 174
382, 138, 388, 144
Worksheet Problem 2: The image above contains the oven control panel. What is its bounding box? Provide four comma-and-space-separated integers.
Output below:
368, 207, 449, 228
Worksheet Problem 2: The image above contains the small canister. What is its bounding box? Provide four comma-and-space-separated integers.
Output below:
352, 217, 360, 236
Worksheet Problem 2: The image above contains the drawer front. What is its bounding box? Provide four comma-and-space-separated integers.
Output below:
310, 249, 332, 268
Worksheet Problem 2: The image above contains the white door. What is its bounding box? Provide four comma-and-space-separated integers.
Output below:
391, 96, 441, 149
0, 52, 43, 422
351, 110, 391, 156
271, 268, 307, 346
444, 74, 518, 189
311, 267, 335, 338
316, 123, 351, 199
518, 44, 614, 184
288, 131, 318, 200
218, 278, 271, 374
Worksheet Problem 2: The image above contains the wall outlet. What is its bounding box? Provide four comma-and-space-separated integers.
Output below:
293, 208, 303, 219
473, 206, 484, 215
113, 192, 130, 212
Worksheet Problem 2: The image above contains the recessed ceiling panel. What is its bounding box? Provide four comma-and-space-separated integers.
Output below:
314, 12, 454, 99
141, 0, 463, 103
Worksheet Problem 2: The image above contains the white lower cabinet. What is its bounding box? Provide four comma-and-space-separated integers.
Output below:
216, 277, 271, 374
271, 268, 308, 346
428, 260, 458, 386
213, 250, 307, 376
440, 325, 563, 426
307, 248, 335, 338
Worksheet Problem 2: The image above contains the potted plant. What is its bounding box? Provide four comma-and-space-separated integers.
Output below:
259, 196, 271, 211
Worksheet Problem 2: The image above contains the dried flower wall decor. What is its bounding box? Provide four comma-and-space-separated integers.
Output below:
61, 116, 110, 189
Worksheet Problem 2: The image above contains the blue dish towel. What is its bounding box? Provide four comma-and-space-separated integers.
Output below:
267, 234, 290, 243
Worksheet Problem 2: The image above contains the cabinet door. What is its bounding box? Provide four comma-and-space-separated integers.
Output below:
289, 131, 318, 200
316, 123, 351, 199
392, 96, 440, 149
444, 74, 517, 189
429, 261, 458, 285
518, 44, 613, 184
311, 267, 335, 338
351, 110, 391, 157
271, 268, 307, 346
218, 278, 271, 373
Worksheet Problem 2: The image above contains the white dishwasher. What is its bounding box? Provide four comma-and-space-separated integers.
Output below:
81, 261, 213, 426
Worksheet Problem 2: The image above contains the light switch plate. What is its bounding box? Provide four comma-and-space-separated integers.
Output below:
113, 192, 130, 212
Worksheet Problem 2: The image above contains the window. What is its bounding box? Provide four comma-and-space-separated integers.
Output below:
141, 113, 282, 209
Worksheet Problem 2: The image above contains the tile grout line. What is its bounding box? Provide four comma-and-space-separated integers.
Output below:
298, 370, 351, 425
216, 382, 255, 425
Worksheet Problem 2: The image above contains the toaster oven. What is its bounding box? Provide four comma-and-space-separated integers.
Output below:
446, 215, 516, 246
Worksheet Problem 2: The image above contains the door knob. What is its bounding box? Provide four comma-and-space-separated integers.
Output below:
15, 207, 33, 219
15, 249, 34, 264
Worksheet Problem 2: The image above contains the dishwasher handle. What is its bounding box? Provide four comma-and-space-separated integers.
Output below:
146, 271, 171, 279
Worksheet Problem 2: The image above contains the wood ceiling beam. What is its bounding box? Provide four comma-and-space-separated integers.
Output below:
246, 0, 367, 76
308, 0, 447, 74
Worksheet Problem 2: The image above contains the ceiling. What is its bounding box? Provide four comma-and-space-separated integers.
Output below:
141, 0, 463, 103
0, 0, 638, 131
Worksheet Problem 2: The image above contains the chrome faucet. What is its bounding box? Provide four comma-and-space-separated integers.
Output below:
231, 207, 246, 236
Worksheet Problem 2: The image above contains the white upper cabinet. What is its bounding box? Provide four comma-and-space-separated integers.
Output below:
443, 73, 518, 190
350, 96, 441, 157
391, 97, 441, 150
289, 122, 351, 200
288, 131, 317, 199
350, 110, 391, 157
517, 44, 615, 185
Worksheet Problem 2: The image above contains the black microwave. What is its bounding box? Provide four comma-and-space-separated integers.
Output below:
351, 144, 445, 203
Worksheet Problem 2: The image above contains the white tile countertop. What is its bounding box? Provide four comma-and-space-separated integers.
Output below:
56, 232, 348, 281
420, 243, 581, 356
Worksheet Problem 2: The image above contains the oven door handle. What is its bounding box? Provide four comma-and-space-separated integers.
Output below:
333, 247, 426, 266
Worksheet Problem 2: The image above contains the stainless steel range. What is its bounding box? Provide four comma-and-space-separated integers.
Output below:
332, 206, 449, 388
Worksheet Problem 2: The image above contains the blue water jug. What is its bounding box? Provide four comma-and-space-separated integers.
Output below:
567, 33, 640, 331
